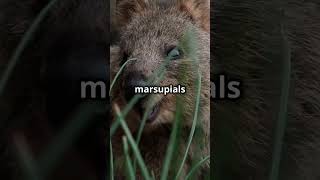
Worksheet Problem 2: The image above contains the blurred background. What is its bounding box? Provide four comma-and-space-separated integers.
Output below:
0, 0, 109, 179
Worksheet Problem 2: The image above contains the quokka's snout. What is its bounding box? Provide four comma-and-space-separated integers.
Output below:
123, 71, 147, 101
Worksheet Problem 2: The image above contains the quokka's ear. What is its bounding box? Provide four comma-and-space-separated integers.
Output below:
115, 0, 148, 29
177, 0, 210, 32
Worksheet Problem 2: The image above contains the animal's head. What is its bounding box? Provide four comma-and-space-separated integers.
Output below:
111, 0, 210, 132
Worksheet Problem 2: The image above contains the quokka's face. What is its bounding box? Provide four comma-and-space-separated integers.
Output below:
111, 0, 209, 132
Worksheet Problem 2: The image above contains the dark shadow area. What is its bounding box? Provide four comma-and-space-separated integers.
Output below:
0, 1, 109, 179
211, 1, 320, 180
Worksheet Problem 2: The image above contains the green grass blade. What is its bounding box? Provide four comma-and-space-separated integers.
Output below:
109, 58, 137, 96
110, 93, 144, 136
175, 71, 202, 180
160, 96, 183, 180
14, 135, 42, 180
152, 172, 156, 180
114, 105, 152, 180
268, 20, 291, 180
132, 98, 155, 172
123, 136, 136, 180
0, 0, 58, 96
185, 156, 210, 180
110, 140, 114, 180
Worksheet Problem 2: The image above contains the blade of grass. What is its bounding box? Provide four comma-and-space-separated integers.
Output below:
175, 71, 202, 180
151, 171, 156, 180
13, 134, 42, 180
0, 0, 58, 96
114, 104, 152, 180
131, 95, 158, 173
160, 96, 183, 180
110, 140, 114, 180
185, 155, 210, 180
109, 58, 137, 96
268, 13, 291, 180
110, 94, 144, 136
123, 136, 136, 180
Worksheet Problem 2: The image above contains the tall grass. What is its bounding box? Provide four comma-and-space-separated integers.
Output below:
175, 70, 202, 180
186, 155, 210, 180
109, 140, 114, 180
14, 134, 42, 180
0, 0, 59, 96
268, 10, 291, 180
114, 104, 152, 180
123, 136, 136, 180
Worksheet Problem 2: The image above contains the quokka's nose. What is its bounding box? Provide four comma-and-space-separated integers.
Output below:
124, 72, 147, 101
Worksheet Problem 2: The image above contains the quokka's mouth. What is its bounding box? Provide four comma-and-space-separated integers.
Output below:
136, 97, 161, 123
145, 103, 160, 123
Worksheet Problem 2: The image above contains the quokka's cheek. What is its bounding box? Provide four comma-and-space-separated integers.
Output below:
158, 79, 180, 90
157, 95, 176, 124
158, 109, 176, 125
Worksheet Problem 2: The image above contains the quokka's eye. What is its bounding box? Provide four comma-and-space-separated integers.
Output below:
167, 46, 182, 60
120, 52, 129, 66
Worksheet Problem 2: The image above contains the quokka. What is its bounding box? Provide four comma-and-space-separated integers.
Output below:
110, 0, 210, 179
